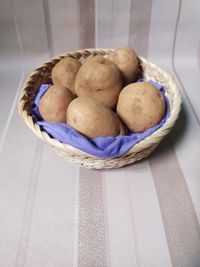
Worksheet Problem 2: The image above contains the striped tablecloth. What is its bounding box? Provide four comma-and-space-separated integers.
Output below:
0, 0, 200, 266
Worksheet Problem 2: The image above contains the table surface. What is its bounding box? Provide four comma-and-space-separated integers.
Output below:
1, 0, 200, 266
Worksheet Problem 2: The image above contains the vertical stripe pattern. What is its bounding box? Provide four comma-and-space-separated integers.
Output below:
79, 0, 95, 48
78, 169, 107, 267
42, 0, 54, 57
129, 0, 152, 57
150, 139, 200, 267
77, 2, 107, 266
0, 0, 25, 152
14, 0, 51, 265
1, 0, 200, 266
171, 0, 200, 125
15, 141, 43, 267
198, 42, 200, 69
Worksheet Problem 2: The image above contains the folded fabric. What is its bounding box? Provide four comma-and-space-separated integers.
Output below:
33, 80, 170, 158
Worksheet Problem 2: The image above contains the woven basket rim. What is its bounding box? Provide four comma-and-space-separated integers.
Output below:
18, 48, 182, 163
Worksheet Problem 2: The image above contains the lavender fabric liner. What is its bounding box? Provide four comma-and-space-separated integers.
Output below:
33, 80, 170, 158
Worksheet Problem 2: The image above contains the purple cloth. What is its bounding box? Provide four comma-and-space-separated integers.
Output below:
33, 81, 170, 158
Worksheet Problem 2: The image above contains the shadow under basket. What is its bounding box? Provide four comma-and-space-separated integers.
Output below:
18, 48, 182, 169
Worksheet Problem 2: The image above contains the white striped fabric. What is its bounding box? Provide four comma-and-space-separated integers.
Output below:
0, 0, 200, 266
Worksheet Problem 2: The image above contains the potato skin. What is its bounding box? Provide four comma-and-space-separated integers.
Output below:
107, 47, 139, 84
39, 85, 75, 123
67, 97, 125, 138
52, 57, 81, 94
74, 55, 122, 109
117, 82, 165, 132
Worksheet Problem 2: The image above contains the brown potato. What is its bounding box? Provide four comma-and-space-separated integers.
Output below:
52, 57, 81, 94
117, 82, 165, 132
74, 55, 122, 109
39, 85, 75, 123
107, 47, 139, 84
67, 97, 125, 138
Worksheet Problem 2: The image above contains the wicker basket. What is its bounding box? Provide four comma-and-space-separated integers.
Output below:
18, 48, 181, 169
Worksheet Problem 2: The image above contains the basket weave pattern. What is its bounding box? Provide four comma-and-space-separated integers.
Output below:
18, 49, 181, 169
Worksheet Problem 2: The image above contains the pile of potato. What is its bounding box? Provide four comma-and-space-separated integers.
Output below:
39, 47, 165, 138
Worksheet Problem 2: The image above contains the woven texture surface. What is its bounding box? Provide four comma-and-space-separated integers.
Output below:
18, 48, 182, 169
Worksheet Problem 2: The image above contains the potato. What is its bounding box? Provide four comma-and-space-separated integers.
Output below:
52, 57, 81, 94
107, 47, 139, 84
67, 97, 125, 138
39, 85, 75, 123
74, 55, 122, 109
117, 82, 165, 132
